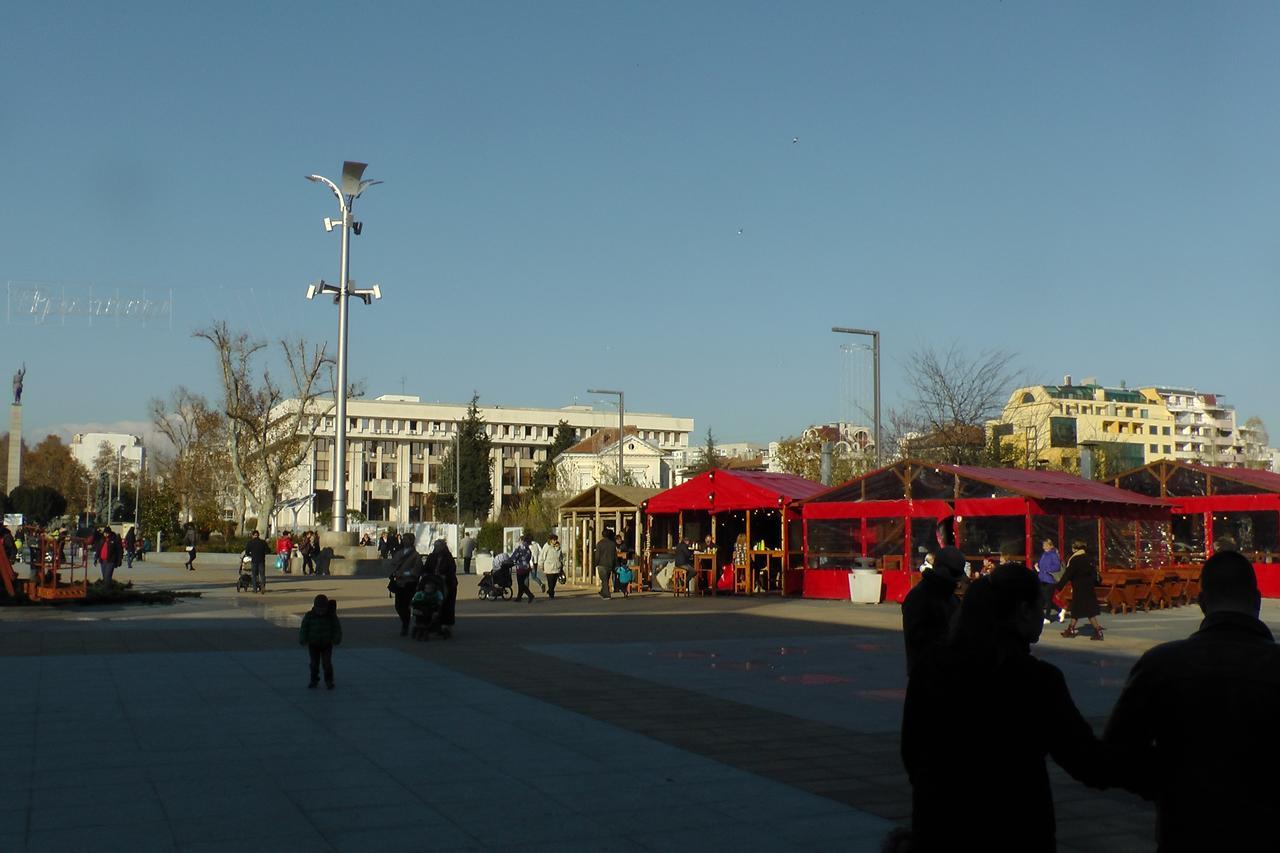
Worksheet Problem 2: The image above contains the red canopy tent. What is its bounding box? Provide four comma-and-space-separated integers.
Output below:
643, 469, 825, 594
801, 460, 1170, 602
1111, 461, 1280, 597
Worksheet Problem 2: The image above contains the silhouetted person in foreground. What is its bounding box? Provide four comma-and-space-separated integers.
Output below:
901, 564, 1114, 853
1104, 550, 1280, 852
901, 544, 965, 674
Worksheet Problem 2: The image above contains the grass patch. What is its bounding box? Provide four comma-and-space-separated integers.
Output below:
78, 580, 203, 606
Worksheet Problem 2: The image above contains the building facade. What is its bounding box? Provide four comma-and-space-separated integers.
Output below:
555, 428, 675, 492
284, 395, 693, 525
70, 432, 145, 478
993, 377, 1274, 473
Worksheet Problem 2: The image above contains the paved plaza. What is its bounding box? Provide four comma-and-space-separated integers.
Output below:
4, 555, 1277, 852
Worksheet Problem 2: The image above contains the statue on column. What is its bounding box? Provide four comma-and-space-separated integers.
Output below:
12, 364, 24, 404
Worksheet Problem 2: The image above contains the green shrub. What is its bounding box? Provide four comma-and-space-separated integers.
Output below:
477, 521, 503, 552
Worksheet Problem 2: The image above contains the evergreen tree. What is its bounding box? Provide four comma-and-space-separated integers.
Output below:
531, 420, 576, 494
691, 428, 721, 474
436, 393, 494, 522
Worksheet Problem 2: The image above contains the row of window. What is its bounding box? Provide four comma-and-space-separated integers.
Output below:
314, 415, 685, 446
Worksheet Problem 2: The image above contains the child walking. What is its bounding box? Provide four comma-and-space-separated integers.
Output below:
299, 594, 343, 689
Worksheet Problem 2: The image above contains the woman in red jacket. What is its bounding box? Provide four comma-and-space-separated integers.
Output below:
276, 531, 294, 574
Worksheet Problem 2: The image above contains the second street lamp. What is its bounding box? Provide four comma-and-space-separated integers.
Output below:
306, 160, 384, 534
832, 326, 881, 467
588, 388, 625, 484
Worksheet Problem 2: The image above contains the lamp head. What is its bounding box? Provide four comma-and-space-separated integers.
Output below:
341, 161, 368, 196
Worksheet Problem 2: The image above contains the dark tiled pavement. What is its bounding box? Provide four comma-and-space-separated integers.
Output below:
6, 558, 1260, 851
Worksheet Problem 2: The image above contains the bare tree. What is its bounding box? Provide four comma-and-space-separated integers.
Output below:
896, 344, 1022, 465
150, 387, 229, 528
196, 322, 338, 533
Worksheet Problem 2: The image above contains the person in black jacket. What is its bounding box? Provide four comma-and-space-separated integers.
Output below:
901, 545, 966, 673
902, 564, 1114, 852
388, 532, 421, 636
1104, 550, 1280, 853
243, 529, 269, 593
595, 528, 617, 599
1056, 540, 1103, 641
425, 538, 458, 631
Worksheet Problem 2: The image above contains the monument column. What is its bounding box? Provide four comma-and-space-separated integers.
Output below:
7, 363, 22, 491
6, 402, 19, 490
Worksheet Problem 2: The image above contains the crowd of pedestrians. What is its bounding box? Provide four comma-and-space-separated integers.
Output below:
897, 516, 1280, 852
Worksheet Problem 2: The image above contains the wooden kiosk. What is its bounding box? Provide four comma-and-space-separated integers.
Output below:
642, 470, 824, 594
1111, 460, 1280, 598
802, 460, 1172, 604
556, 484, 661, 584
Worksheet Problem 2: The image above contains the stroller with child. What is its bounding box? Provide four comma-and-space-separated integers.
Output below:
237, 556, 254, 593
477, 556, 514, 600
410, 571, 450, 640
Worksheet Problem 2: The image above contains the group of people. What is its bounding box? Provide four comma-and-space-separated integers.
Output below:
899, 519, 1280, 852
386, 532, 460, 636
591, 528, 638, 599
916, 537, 1106, 641
490, 533, 566, 601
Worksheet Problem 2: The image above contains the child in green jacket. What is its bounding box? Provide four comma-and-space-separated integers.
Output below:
299, 594, 342, 689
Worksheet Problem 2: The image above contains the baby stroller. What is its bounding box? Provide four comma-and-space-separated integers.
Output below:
478, 559, 514, 600
410, 574, 450, 640
237, 556, 253, 593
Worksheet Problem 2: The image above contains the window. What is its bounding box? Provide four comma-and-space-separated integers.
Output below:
1140, 409, 1149, 419
1148, 425, 1157, 435
1162, 426, 1170, 435
409, 420, 418, 433
1149, 444, 1158, 452
1163, 445, 1171, 454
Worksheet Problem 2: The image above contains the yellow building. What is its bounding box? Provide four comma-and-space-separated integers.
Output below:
991, 378, 1178, 473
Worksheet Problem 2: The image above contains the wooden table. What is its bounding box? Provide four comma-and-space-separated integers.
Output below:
750, 549, 784, 593
693, 552, 717, 595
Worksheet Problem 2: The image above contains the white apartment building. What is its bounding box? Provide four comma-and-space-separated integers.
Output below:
285, 395, 693, 525
70, 432, 145, 477
1142, 387, 1264, 467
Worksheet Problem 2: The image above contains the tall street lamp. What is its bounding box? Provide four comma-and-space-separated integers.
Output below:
588, 388, 625, 484
832, 326, 881, 466
306, 161, 384, 533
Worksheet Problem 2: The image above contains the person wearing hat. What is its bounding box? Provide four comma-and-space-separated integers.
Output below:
901, 536, 966, 674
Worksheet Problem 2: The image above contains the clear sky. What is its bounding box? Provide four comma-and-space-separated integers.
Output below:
3, 1, 1278, 449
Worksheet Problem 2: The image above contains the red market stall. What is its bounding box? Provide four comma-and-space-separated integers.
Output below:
801, 460, 1171, 603
1111, 461, 1280, 598
643, 469, 825, 594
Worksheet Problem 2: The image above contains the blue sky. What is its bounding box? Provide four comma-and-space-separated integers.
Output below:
3, 1, 1278, 449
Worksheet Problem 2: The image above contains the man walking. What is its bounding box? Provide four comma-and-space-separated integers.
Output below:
595, 527, 617, 599
460, 532, 476, 575
244, 529, 268, 594
1104, 550, 1280, 852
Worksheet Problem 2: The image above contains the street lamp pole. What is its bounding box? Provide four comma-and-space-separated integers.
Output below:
588, 389, 625, 483
306, 161, 383, 534
832, 327, 881, 466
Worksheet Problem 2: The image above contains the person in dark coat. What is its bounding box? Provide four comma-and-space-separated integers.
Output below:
243, 529, 269, 593
902, 564, 1115, 853
595, 528, 617, 599
299, 594, 342, 689
901, 545, 966, 673
1056, 540, 1103, 640
424, 538, 458, 629
388, 532, 421, 636
1104, 550, 1280, 853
